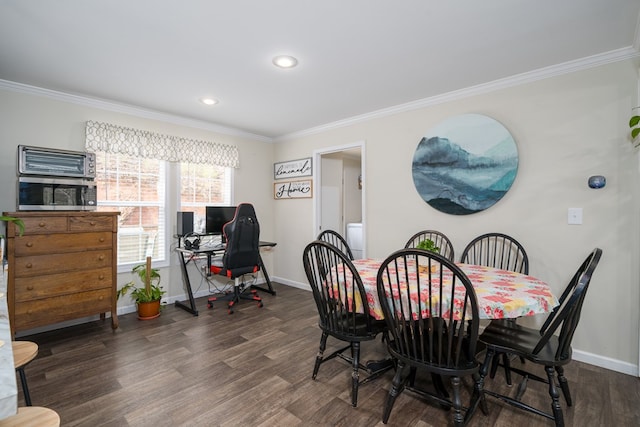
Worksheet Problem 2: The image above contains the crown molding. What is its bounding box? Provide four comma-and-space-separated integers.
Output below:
0, 79, 273, 143
277, 47, 640, 142
2, 45, 639, 144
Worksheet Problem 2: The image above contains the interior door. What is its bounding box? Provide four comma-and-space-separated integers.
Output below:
314, 142, 365, 257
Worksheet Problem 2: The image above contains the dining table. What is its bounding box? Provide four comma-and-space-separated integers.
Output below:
349, 258, 559, 321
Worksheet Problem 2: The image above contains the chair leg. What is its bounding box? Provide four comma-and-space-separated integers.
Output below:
478, 347, 495, 415
450, 376, 464, 427
312, 332, 328, 379
351, 341, 361, 407
17, 367, 32, 406
545, 365, 564, 427
382, 361, 407, 424
556, 366, 572, 406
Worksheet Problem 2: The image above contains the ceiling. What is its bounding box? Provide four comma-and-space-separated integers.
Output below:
1, 1, 639, 141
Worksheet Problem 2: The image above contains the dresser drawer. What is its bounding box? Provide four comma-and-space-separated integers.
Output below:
13, 289, 113, 331
69, 215, 114, 232
20, 216, 68, 234
14, 267, 112, 302
13, 232, 113, 256
13, 250, 112, 277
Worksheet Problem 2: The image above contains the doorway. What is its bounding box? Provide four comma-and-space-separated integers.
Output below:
313, 141, 365, 258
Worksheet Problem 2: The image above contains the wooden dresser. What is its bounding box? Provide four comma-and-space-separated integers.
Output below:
4, 211, 119, 336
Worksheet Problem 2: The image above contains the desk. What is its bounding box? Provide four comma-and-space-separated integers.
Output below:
0, 265, 17, 420
175, 241, 277, 316
351, 259, 558, 320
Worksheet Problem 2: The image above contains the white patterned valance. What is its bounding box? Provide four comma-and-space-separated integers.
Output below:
85, 121, 239, 168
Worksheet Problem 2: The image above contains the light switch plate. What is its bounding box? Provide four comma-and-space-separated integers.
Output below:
568, 207, 583, 225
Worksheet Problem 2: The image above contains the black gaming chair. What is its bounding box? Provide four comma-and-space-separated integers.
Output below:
207, 203, 263, 314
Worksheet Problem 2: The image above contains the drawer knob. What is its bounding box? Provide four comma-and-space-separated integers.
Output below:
98, 295, 104, 301
98, 255, 105, 261
25, 263, 33, 269
98, 274, 105, 280
90, 221, 96, 226
99, 237, 105, 243
26, 242, 33, 248
27, 285, 34, 291
39, 222, 46, 227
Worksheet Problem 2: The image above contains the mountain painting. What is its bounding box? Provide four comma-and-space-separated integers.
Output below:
412, 114, 518, 215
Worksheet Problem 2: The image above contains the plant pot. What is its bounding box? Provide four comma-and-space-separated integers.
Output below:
137, 299, 161, 320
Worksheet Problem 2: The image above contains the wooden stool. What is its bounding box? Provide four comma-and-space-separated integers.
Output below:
0, 406, 60, 427
11, 341, 38, 406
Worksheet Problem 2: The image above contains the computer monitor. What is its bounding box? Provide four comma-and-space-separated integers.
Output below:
205, 206, 237, 238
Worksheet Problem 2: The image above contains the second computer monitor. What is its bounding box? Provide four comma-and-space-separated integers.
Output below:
205, 206, 237, 237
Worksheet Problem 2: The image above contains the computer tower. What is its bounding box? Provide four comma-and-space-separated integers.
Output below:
176, 211, 194, 236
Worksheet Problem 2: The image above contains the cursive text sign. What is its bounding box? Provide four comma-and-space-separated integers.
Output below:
274, 157, 312, 180
274, 180, 313, 199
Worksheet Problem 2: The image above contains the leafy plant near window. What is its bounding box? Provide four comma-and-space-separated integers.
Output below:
117, 258, 165, 303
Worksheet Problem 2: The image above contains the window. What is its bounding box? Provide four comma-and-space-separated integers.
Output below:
95, 152, 166, 266
85, 120, 239, 268
180, 163, 232, 234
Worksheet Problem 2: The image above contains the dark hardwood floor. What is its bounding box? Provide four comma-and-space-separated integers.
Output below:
15, 283, 640, 426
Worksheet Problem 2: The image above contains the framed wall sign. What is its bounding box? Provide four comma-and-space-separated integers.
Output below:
274, 179, 313, 199
274, 157, 312, 180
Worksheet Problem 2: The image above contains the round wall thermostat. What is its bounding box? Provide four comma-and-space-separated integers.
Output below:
588, 175, 606, 189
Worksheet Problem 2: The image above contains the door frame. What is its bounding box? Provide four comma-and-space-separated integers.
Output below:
313, 140, 366, 258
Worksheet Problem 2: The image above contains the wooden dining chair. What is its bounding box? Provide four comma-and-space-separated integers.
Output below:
404, 230, 455, 261
302, 240, 390, 407
478, 248, 602, 427
460, 232, 529, 274
317, 229, 354, 260
12, 340, 38, 406
461, 232, 529, 384
376, 248, 486, 426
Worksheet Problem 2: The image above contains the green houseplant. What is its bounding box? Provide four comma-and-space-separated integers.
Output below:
629, 110, 640, 146
416, 238, 440, 253
1, 215, 25, 236
117, 256, 165, 319
416, 239, 441, 273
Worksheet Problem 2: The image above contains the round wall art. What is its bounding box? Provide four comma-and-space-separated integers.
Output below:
412, 113, 518, 215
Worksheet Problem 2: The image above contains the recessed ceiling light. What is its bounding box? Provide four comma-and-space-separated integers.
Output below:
200, 97, 218, 106
272, 55, 298, 69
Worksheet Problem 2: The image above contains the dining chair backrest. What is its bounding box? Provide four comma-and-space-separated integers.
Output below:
317, 229, 354, 260
535, 248, 602, 360
303, 240, 378, 341
376, 248, 480, 375
460, 232, 529, 274
404, 229, 455, 261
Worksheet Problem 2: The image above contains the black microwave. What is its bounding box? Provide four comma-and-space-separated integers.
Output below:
18, 176, 97, 211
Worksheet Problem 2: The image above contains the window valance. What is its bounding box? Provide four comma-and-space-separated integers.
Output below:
85, 120, 239, 168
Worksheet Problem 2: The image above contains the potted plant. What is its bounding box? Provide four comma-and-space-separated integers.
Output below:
1, 215, 25, 261
629, 109, 640, 147
416, 238, 440, 253
117, 256, 165, 319
416, 239, 440, 273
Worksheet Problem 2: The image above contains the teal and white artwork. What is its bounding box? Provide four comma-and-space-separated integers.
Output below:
412, 114, 518, 215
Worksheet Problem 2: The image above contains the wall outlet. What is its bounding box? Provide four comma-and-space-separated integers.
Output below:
568, 207, 583, 225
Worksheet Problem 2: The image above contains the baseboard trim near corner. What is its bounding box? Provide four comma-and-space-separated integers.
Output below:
271, 276, 311, 291
572, 349, 638, 377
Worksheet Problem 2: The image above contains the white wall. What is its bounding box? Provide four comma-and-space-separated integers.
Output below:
273, 59, 640, 374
